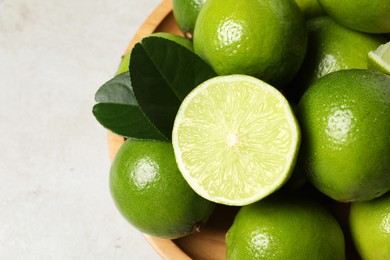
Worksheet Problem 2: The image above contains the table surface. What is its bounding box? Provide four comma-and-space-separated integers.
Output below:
0, 0, 162, 259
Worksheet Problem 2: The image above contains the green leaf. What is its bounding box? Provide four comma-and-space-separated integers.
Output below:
130, 36, 217, 138
92, 72, 167, 141
94, 72, 136, 105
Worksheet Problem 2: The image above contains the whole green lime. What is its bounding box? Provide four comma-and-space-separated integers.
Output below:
173, 0, 206, 38
288, 16, 385, 102
193, 0, 307, 87
115, 51, 131, 76
115, 32, 193, 76
350, 192, 390, 260
151, 32, 194, 51
226, 194, 345, 259
297, 69, 390, 202
318, 0, 390, 33
109, 139, 215, 238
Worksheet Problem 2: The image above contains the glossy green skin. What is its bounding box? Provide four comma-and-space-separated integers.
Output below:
193, 0, 307, 88
115, 33, 193, 76
350, 192, 390, 260
298, 70, 390, 202
318, 0, 390, 33
226, 195, 345, 260
173, 0, 206, 37
115, 51, 131, 76
289, 16, 385, 102
152, 32, 194, 51
110, 139, 215, 238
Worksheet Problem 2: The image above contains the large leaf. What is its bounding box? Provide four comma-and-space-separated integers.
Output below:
92, 72, 167, 140
130, 36, 217, 138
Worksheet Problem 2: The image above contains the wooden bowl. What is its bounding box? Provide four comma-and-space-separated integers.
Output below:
106, 1, 372, 259
107, 1, 364, 259
107, 0, 236, 259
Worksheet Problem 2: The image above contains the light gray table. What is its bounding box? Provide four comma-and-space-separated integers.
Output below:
0, 0, 162, 259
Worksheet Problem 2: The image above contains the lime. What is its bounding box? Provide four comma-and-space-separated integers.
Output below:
172, 75, 300, 206
109, 139, 215, 238
294, 0, 325, 18
297, 69, 390, 202
287, 16, 385, 102
115, 51, 131, 76
115, 32, 193, 76
151, 32, 194, 51
350, 192, 390, 260
193, 0, 307, 87
318, 0, 390, 33
173, 0, 206, 38
368, 41, 390, 76
226, 194, 345, 259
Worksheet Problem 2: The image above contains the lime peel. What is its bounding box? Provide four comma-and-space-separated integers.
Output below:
172, 75, 300, 206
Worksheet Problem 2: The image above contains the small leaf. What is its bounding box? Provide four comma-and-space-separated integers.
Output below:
94, 72, 136, 105
130, 37, 217, 138
92, 72, 167, 141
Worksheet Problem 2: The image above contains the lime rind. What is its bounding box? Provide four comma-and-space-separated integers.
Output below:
368, 41, 390, 76
172, 75, 300, 206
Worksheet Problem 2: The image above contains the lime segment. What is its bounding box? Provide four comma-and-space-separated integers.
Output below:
368, 41, 390, 76
172, 75, 300, 206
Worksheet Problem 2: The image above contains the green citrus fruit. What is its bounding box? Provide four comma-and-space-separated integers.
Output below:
115, 51, 131, 76
172, 75, 300, 206
193, 0, 307, 87
173, 0, 206, 38
318, 0, 390, 33
368, 41, 390, 76
288, 16, 385, 102
115, 32, 193, 76
294, 0, 325, 18
350, 192, 390, 260
109, 139, 215, 238
297, 69, 390, 202
226, 194, 345, 259
151, 32, 194, 51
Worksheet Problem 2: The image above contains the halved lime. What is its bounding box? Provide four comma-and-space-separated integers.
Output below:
172, 75, 300, 206
368, 41, 390, 76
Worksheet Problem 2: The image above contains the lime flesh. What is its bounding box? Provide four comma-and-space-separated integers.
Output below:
368, 41, 390, 76
172, 75, 300, 206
